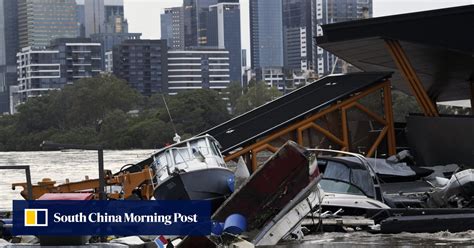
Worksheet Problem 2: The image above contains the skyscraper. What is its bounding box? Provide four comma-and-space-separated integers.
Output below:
183, 0, 218, 47
249, 0, 284, 69
17, 0, 79, 48
90, 14, 142, 70
161, 7, 185, 50
208, 2, 242, 83
282, 0, 313, 71
84, 0, 105, 37
104, 0, 124, 19
0, 0, 18, 114
76, 0, 125, 37
313, 0, 373, 76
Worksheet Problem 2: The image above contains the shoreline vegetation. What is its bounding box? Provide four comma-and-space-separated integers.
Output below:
1, 75, 467, 152
0, 75, 281, 151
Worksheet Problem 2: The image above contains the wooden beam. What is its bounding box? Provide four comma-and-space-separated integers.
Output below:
224, 82, 387, 162
311, 123, 345, 146
367, 127, 388, 157
341, 109, 349, 150
251, 150, 258, 172
297, 128, 304, 146
254, 144, 278, 153
351, 102, 387, 125
385, 39, 429, 114
385, 39, 439, 117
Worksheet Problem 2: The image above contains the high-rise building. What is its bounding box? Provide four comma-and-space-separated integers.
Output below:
17, 0, 79, 49
249, 0, 284, 69
112, 40, 168, 96
161, 7, 185, 50
313, 0, 372, 76
282, 0, 313, 71
77, 3, 86, 37
12, 38, 102, 113
84, 0, 105, 37
167, 48, 230, 95
183, 0, 218, 47
208, 2, 242, 84
90, 14, 142, 70
104, 0, 124, 19
76, 0, 124, 37
0, 0, 18, 114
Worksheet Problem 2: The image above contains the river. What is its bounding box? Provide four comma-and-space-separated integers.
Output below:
1, 150, 474, 246
0, 149, 155, 210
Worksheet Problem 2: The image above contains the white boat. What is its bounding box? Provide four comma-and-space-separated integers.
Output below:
147, 135, 234, 211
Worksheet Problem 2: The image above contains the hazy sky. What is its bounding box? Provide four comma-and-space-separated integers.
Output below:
123, 0, 472, 58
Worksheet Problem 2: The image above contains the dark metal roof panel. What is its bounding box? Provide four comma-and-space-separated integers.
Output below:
201, 72, 392, 154
316, 6, 474, 102
316, 5, 474, 54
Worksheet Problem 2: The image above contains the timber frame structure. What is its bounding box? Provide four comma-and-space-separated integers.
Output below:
207, 6, 474, 172
223, 80, 396, 171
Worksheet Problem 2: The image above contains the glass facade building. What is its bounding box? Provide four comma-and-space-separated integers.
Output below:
282, 0, 313, 71
161, 7, 185, 50
90, 14, 142, 70
84, 0, 105, 37
183, 0, 218, 47
17, 0, 79, 48
208, 3, 242, 84
249, 0, 284, 69
0, 0, 18, 114
76, 0, 124, 38
313, 0, 372, 76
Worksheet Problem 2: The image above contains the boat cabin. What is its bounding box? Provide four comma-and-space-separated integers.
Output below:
151, 135, 227, 181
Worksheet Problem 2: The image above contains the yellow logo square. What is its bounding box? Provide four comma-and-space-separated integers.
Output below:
24, 209, 48, 227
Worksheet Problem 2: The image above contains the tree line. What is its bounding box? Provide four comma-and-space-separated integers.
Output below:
0, 75, 281, 151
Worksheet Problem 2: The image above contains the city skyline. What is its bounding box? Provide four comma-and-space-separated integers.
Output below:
124, 0, 472, 66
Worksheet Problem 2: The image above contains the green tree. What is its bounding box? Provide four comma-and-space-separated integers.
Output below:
235, 81, 282, 115
391, 90, 421, 122
224, 82, 243, 115
63, 75, 142, 128
166, 90, 230, 135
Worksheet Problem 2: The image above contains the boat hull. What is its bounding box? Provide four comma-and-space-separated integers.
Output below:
154, 167, 234, 212
212, 141, 320, 240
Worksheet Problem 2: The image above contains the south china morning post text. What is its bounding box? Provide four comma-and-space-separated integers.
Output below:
13, 200, 212, 236
53, 212, 198, 225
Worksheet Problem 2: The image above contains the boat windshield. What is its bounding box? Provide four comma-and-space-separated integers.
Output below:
319, 158, 375, 198
172, 147, 192, 164
319, 179, 365, 195
190, 139, 210, 156
153, 137, 224, 170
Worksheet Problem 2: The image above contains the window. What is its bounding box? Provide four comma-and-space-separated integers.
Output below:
190, 139, 210, 156
172, 147, 191, 164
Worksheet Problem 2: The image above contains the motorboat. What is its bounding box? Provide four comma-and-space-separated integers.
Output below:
149, 135, 234, 211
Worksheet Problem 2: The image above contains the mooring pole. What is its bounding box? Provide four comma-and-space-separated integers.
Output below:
41, 141, 106, 200
0, 165, 33, 200
98, 148, 106, 200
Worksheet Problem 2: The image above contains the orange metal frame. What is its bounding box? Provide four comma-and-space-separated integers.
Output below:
12, 166, 155, 200
385, 39, 439, 117
224, 80, 397, 171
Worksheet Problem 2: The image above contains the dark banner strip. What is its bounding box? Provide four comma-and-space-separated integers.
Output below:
13, 200, 211, 236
